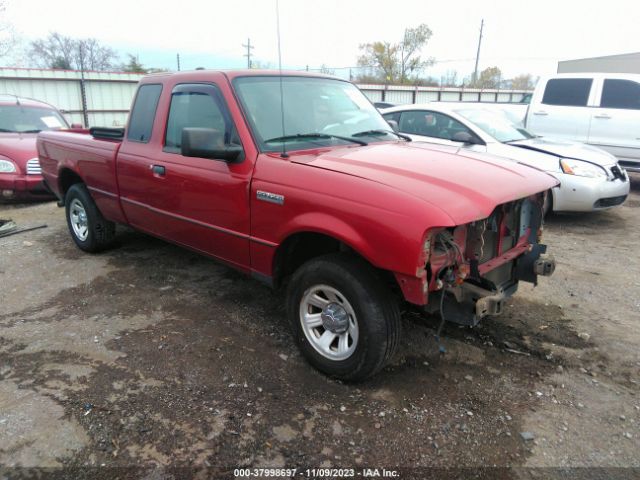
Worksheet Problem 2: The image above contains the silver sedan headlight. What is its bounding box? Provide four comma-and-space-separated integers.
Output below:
0, 159, 17, 173
559, 158, 607, 179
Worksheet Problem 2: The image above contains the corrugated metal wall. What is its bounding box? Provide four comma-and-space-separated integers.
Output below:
557, 53, 640, 74
0, 68, 143, 127
358, 84, 531, 105
0, 68, 532, 129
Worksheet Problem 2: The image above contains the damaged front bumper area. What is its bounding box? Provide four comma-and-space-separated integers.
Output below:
423, 193, 556, 326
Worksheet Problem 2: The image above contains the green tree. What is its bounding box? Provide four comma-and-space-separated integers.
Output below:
510, 73, 535, 90
472, 66, 502, 89
50, 56, 72, 70
250, 60, 273, 69
398, 24, 434, 83
357, 24, 434, 84
122, 54, 148, 73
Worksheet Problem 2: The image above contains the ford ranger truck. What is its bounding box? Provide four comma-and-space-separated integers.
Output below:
38, 71, 558, 381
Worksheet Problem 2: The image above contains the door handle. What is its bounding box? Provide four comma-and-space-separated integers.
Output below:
533, 111, 548, 116
151, 165, 165, 176
594, 114, 611, 119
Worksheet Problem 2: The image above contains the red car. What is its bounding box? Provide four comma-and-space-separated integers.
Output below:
0, 95, 70, 201
39, 71, 558, 380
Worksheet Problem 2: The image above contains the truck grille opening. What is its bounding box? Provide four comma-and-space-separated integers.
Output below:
465, 198, 539, 289
26, 159, 41, 175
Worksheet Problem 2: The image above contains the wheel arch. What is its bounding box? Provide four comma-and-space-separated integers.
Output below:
271, 229, 399, 294
58, 168, 85, 199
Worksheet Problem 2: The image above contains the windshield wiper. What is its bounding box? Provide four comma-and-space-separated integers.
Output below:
264, 132, 367, 146
352, 129, 412, 142
17, 129, 42, 134
0, 128, 17, 132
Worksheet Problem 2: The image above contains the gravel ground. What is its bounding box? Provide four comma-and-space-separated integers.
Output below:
1, 176, 639, 479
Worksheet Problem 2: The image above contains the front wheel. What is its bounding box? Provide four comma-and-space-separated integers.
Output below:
287, 254, 401, 381
65, 183, 115, 252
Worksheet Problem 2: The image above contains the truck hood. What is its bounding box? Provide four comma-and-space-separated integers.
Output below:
290, 142, 559, 224
0, 133, 38, 168
508, 137, 618, 167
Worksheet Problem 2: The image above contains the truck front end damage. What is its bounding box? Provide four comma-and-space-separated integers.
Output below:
413, 192, 555, 325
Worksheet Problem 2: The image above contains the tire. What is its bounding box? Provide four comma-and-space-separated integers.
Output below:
286, 253, 401, 381
65, 183, 115, 252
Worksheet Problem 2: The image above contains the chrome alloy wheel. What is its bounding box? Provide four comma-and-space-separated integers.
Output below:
299, 284, 359, 361
69, 198, 89, 241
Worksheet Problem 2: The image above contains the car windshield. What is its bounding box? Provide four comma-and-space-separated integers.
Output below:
0, 105, 68, 133
233, 76, 396, 152
454, 108, 535, 143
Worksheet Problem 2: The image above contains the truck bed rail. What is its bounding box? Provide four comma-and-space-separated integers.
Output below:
89, 127, 124, 140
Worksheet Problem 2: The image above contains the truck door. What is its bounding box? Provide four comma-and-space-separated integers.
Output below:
117, 82, 252, 270
588, 78, 640, 167
526, 77, 594, 142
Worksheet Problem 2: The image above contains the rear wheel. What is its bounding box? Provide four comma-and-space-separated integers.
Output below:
65, 183, 115, 252
287, 253, 401, 381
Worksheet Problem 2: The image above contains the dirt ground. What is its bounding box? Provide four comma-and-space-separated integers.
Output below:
1, 176, 639, 479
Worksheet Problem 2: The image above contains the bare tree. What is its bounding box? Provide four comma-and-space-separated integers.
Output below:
29, 32, 117, 71
357, 24, 434, 84
441, 70, 459, 87
0, 0, 17, 58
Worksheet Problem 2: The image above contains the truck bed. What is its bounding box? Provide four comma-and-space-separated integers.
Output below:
38, 129, 125, 222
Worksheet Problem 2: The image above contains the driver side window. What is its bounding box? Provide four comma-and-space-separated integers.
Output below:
164, 83, 239, 154
398, 110, 471, 141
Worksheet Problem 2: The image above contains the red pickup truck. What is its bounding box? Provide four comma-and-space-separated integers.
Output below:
38, 70, 557, 380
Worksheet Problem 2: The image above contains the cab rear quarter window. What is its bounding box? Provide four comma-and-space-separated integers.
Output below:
601, 79, 640, 109
127, 84, 163, 143
542, 78, 592, 107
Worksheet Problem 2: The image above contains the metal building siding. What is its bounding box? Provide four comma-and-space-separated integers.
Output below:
558, 52, 640, 74
0, 78, 82, 111
0, 68, 143, 127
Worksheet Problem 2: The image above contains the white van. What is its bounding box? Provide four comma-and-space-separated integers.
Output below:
525, 73, 640, 172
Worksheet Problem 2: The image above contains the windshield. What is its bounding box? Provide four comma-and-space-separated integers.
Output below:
0, 105, 68, 133
233, 76, 395, 152
454, 109, 534, 143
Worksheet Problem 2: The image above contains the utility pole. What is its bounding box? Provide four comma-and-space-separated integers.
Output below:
176, 53, 181, 71
242, 38, 254, 69
472, 19, 484, 85
78, 44, 89, 128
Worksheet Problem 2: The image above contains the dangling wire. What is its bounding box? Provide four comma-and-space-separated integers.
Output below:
435, 288, 447, 353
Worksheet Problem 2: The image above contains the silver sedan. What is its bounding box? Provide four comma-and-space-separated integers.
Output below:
382, 103, 630, 213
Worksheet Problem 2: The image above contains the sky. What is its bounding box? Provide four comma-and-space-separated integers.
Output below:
3, 0, 640, 81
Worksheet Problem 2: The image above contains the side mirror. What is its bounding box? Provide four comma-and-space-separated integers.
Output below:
181, 127, 242, 162
387, 119, 399, 133
452, 131, 481, 145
